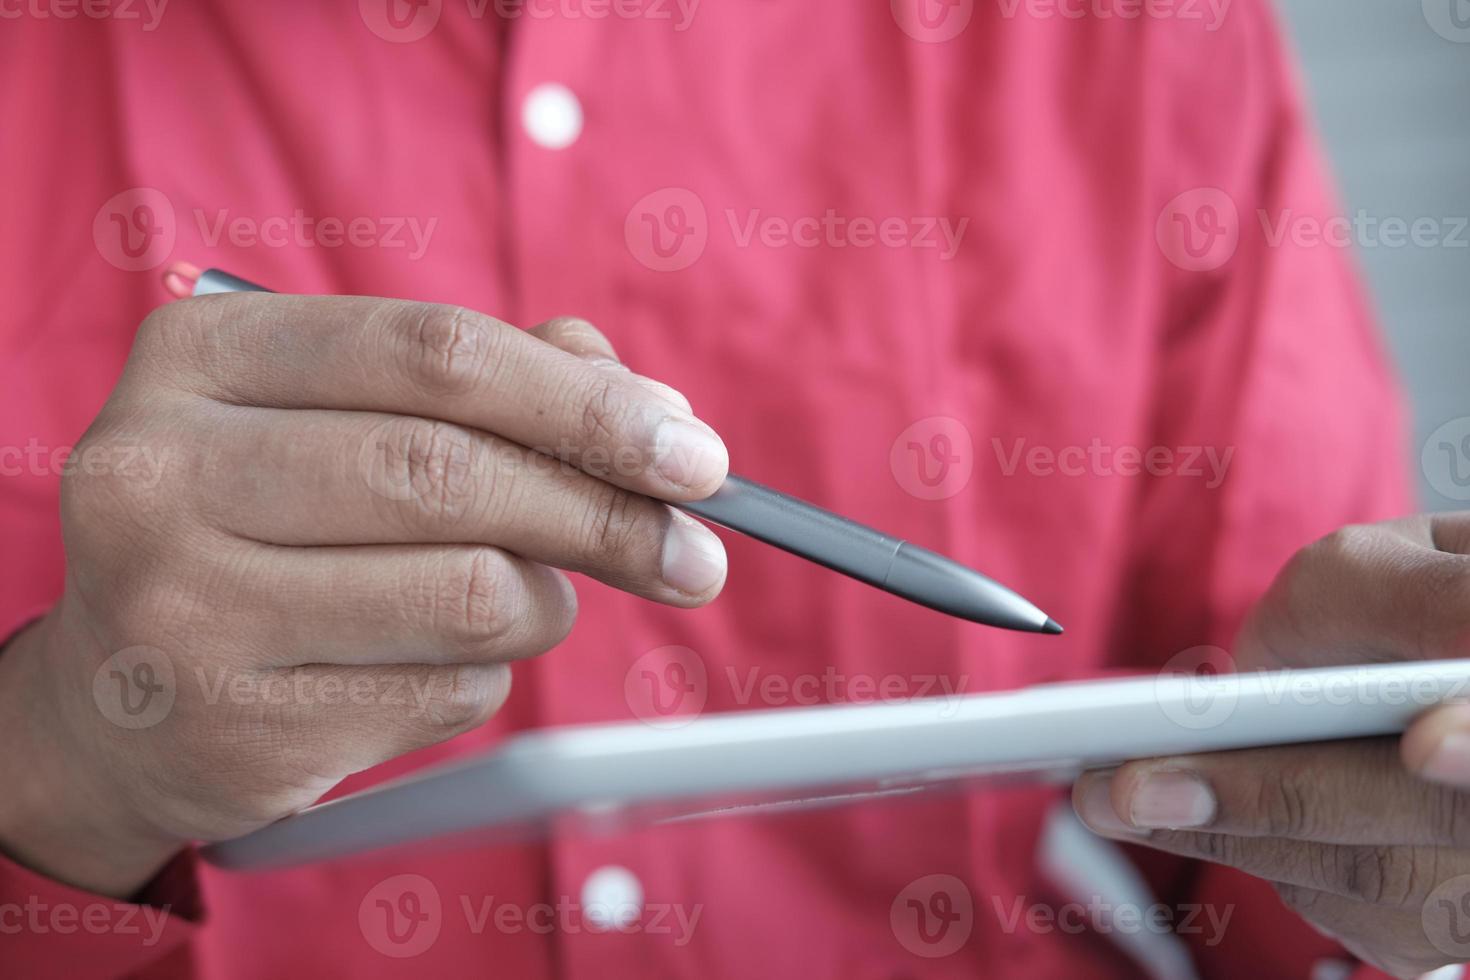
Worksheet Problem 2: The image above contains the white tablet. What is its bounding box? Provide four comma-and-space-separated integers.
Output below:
202, 660, 1470, 870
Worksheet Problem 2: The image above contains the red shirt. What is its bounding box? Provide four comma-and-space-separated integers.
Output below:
0, 2, 1413, 978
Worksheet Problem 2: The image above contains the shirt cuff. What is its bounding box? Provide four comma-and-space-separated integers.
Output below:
0, 846, 202, 979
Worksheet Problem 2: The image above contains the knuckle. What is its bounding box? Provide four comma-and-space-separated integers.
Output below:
578, 487, 646, 569
1271, 882, 1325, 919
1436, 786, 1470, 848
577, 373, 630, 451
420, 666, 509, 732
1330, 845, 1414, 906
1255, 765, 1317, 839
434, 550, 519, 654
399, 305, 499, 396
540, 317, 612, 358
380, 419, 481, 527
1311, 524, 1378, 565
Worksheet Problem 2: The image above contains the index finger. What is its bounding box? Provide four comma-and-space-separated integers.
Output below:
137, 294, 728, 500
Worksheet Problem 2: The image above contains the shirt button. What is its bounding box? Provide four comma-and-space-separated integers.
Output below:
580, 865, 643, 931
522, 83, 583, 150
1307, 960, 1354, 980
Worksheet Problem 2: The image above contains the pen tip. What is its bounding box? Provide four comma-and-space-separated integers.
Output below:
1041, 617, 1064, 635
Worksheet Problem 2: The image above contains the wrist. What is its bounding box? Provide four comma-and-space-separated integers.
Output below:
0, 613, 182, 898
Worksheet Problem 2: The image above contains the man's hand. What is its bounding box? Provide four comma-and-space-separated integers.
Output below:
0, 295, 729, 898
1074, 515, 1470, 978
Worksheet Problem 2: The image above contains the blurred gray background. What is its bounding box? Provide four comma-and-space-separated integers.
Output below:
1276, 0, 1470, 510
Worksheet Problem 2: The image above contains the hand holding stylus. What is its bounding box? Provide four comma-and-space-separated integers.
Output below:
0, 278, 732, 898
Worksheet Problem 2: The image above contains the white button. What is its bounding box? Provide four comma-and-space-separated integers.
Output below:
580, 865, 642, 931
1307, 961, 1354, 980
522, 83, 583, 150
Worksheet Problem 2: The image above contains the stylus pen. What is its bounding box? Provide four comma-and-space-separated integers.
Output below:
185, 267, 1062, 634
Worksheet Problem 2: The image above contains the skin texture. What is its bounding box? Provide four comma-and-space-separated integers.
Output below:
1074, 515, 1470, 978
0, 296, 728, 899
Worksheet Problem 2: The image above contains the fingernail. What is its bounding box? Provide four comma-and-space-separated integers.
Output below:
632, 376, 693, 414
1421, 732, 1470, 786
1129, 771, 1216, 829
653, 418, 728, 494
661, 510, 727, 596
1075, 772, 1140, 836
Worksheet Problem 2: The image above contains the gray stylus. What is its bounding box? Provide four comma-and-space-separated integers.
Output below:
189, 268, 1061, 634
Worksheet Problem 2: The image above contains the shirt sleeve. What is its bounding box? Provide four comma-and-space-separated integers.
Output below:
1112, 2, 1415, 978
0, 848, 202, 980
1107, 0, 1412, 673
